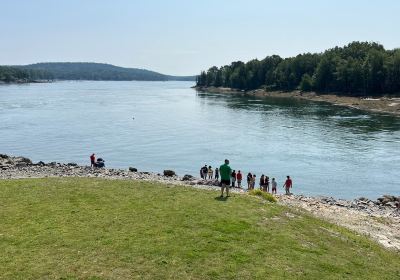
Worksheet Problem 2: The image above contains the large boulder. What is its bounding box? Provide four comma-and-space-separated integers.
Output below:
182, 174, 194, 181
163, 170, 176, 177
14, 156, 32, 166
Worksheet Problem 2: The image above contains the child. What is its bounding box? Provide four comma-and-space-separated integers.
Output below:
236, 170, 243, 188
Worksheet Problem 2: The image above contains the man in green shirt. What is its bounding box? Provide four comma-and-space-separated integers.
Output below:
219, 159, 232, 197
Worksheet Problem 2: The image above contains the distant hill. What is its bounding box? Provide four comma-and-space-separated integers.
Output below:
12, 62, 195, 82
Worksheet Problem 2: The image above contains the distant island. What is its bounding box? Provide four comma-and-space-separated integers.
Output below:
196, 41, 400, 97
0, 62, 196, 83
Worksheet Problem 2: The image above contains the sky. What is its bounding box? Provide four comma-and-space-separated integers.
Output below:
1, 0, 400, 75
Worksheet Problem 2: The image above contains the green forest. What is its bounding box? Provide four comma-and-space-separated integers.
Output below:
0, 62, 195, 82
0, 66, 51, 83
196, 42, 400, 96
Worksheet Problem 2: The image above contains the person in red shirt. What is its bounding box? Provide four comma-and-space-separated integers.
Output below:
236, 170, 243, 188
90, 153, 96, 167
283, 175, 292, 195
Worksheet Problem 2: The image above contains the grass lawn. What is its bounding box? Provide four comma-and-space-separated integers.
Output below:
0, 178, 399, 279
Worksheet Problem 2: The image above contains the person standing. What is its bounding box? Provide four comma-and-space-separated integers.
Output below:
208, 166, 214, 179
251, 174, 256, 190
259, 174, 265, 190
283, 176, 293, 195
90, 153, 96, 168
215, 167, 219, 180
219, 159, 232, 197
271, 178, 277, 194
265, 176, 270, 192
247, 172, 252, 189
236, 170, 243, 188
202, 165, 208, 180
231, 170, 236, 188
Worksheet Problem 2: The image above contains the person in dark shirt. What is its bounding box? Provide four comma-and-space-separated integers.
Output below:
215, 167, 219, 180
247, 173, 252, 189
231, 170, 236, 187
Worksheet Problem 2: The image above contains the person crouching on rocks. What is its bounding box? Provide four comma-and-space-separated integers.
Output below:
219, 159, 232, 198
283, 176, 292, 195
90, 153, 96, 168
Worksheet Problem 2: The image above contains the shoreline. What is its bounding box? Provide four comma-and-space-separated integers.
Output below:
1, 154, 399, 250
195, 86, 400, 116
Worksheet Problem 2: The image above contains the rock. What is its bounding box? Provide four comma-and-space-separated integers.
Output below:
15, 156, 32, 165
0, 154, 9, 159
382, 195, 397, 202
358, 197, 368, 201
36, 161, 46, 166
163, 170, 176, 177
386, 202, 397, 208
182, 174, 194, 181
67, 162, 78, 167
129, 167, 138, 172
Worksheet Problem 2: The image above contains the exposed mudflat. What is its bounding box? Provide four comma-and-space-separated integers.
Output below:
195, 86, 400, 116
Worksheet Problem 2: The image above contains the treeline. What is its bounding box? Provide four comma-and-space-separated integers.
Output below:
19, 62, 195, 81
197, 42, 400, 96
0, 66, 52, 83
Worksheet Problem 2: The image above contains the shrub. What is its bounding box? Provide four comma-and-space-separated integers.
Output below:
249, 189, 277, 203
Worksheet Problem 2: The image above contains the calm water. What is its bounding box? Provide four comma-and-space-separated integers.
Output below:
1, 81, 399, 199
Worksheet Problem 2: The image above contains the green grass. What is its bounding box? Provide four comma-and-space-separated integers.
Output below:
248, 189, 277, 202
0, 178, 399, 279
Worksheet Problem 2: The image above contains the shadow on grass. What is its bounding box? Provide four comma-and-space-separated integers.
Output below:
214, 196, 229, 202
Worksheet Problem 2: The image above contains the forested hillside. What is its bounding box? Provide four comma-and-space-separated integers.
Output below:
196, 42, 400, 96
0, 66, 51, 83
19, 62, 195, 81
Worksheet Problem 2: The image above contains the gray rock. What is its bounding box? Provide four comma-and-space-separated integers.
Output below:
182, 174, 194, 181
16, 156, 32, 165
163, 170, 176, 177
129, 167, 138, 172
67, 163, 78, 167
386, 202, 397, 208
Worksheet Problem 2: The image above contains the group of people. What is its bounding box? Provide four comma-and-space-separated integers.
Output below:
202, 160, 293, 197
200, 165, 219, 180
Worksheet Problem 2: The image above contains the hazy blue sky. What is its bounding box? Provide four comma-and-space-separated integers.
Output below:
1, 0, 399, 75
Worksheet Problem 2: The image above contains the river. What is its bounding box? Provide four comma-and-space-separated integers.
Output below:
1, 81, 399, 199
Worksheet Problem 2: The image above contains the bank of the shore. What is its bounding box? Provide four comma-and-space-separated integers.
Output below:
1, 154, 399, 250
195, 86, 400, 116
2, 177, 399, 279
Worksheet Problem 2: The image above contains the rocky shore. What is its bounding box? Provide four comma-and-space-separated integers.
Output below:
195, 86, 400, 116
1, 154, 399, 250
